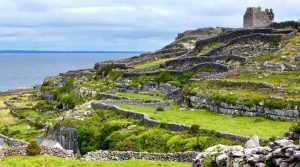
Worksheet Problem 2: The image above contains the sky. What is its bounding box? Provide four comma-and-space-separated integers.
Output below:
0, 0, 299, 51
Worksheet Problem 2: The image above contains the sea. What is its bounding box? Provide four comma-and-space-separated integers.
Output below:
0, 51, 139, 92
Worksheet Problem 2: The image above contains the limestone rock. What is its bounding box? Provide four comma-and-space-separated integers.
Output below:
245, 136, 260, 149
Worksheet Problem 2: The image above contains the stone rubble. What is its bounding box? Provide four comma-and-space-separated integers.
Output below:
191, 136, 300, 167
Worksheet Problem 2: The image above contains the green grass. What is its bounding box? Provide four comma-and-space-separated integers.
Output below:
0, 155, 189, 167
118, 104, 293, 139
134, 58, 173, 69
0, 109, 18, 125
225, 71, 300, 91
116, 92, 165, 101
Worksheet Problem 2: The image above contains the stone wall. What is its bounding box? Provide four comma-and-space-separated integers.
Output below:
270, 21, 300, 29
189, 95, 299, 120
0, 134, 27, 147
97, 99, 170, 108
127, 64, 160, 73
194, 29, 274, 52
81, 150, 199, 162
91, 102, 252, 142
77, 87, 98, 98
60, 69, 96, 77
0, 133, 75, 160
192, 138, 300, 167
41, 146, 75, 159
122, 62, 228, 78
94, 62, 127, 71
161, 55, 245, 70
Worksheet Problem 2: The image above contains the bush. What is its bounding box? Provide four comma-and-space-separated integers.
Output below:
244, 98, 262, 107
156, 107, 165, 111
26, 140, 42, 156
159, 122, 168, 129
57, 92, 78, 110
190, 124, 200, 134
264, 98, 288, 109
271, 37, 282, 47
141, 129, 171, 153
115, 141, 139, 151
35, 100, 53, 111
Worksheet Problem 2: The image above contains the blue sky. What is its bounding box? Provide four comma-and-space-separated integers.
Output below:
0, 0, 299, 51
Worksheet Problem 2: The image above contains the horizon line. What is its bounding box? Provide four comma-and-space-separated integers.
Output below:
0, 50, 143, 53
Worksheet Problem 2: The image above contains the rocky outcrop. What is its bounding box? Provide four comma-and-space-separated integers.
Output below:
94, 62, 127, 71
81, 150, 199, 162
191, 138, 300, 167
45, 124, 80, 154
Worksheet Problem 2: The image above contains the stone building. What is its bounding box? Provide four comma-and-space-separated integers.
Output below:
243, 7, 274, 28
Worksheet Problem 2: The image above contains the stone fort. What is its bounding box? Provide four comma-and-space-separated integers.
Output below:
243, 7, 274, 28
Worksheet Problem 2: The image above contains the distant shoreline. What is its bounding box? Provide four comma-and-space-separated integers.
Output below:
0, 50, 142, 54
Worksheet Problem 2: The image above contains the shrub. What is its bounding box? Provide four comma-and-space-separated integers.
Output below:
190, 124, 200, 134
244, 98, 262, 107
26, 140, 42, 156
35, 100, 53, 111
270, 36, 282, 47
201, 154, 218, 167
115, 141, 139, 151
264, 99, 288, 109
141, 128, 171, 153
290, 123, 300, 133
9, 130, 21, 136
159, 122, 168, 129
57, 92, 78, 110
156, 107, 165, 111
154, 71, 174, 83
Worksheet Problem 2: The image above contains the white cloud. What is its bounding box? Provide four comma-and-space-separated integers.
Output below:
0, 0, 298, 51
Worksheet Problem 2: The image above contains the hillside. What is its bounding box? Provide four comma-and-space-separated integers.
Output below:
0, 21, 300, 166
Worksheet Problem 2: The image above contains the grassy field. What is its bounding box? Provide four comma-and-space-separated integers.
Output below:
118, 104, 293, 139
0, 94, 44, 141
0, 155, 190, 167
134, 58, 173, 69
116, 92, 165, 101
225, 71, 300, 91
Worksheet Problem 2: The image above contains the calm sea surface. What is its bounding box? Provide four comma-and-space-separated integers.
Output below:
0, 52, 138, 91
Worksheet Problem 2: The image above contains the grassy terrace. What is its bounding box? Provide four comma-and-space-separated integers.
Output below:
185, 85, 300, 100
224, 71, 300, 91
116, 92, 165, 101
134, 57, 173, 69
0, 156, 189, 167
0, 94, 44, 141
118, 104, 293, 139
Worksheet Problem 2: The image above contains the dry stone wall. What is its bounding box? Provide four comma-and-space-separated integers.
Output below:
192, 138, 300, 167
91, 102, 253, 142
81, 150, 199, 162
0, 133, 75, 160
189, 95, 299, 120
0, 134, 27, 147
162, 55, 245, 70
97, 99, 170, 108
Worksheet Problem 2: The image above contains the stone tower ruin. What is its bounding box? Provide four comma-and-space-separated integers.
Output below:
243, 7, 274, 28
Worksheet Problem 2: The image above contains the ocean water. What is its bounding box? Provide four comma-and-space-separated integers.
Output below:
0, 52, 138, 91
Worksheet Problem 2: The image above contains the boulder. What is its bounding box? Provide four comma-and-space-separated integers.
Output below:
245, 136, 260, 149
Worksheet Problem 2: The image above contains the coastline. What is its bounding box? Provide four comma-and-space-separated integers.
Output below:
0, 85, 40, 95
